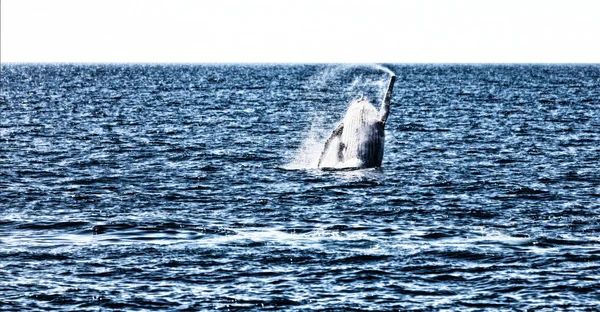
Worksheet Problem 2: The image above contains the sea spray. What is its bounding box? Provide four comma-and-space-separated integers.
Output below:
372, 64, 396, 77
285, 114, 331, 169
307, 64, 395, 95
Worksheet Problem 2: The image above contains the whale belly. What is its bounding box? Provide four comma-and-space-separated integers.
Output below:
332, 100, 384, 168
342, 121, 384, 168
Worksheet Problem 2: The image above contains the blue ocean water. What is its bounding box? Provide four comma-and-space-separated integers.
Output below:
1, 64, 599, 310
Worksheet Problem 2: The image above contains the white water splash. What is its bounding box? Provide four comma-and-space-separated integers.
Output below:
371, 64, 396, 77
284, 116, 330, 170
307, 64, 395, 90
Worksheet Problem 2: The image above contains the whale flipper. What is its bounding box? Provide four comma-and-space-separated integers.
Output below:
379, 75, 396, 125
317, 123, 344, 168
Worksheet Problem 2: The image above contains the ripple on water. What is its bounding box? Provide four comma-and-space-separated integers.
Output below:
1, 64, 599, 310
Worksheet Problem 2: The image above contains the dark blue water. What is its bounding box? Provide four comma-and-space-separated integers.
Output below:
1, 64, 599, 311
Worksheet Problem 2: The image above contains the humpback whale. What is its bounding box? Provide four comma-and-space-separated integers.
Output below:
318, 74, 396, 169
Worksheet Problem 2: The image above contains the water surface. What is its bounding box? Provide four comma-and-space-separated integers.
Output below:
1, 64, 599, 310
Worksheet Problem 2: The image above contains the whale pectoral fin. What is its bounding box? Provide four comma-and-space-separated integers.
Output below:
379, 75, 396, 126
318, 123, 344, 168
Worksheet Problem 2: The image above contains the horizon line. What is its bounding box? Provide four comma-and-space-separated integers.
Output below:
2, 62, 599, 65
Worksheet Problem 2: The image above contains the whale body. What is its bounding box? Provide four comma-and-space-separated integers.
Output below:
318, 75, 396, 169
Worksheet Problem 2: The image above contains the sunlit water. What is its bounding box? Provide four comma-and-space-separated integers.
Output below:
1, 64, 599, 310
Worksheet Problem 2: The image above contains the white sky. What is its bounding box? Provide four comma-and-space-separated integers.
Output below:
1, 0, 599, 63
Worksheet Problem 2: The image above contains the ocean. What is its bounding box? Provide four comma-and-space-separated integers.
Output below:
1, 63, 599, 310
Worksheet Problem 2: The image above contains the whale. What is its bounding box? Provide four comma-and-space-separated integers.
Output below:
318, 74, 396, 169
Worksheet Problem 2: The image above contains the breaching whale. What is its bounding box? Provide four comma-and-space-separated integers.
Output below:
318, 74, 396, 169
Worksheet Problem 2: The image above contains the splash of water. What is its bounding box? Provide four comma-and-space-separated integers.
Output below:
371, 64, 396, 77
307, 64, 395, 91
284, 118, 329, 170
